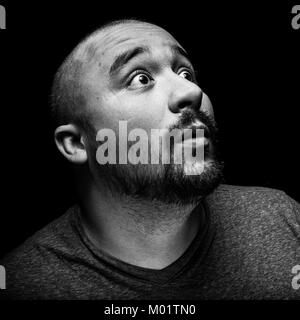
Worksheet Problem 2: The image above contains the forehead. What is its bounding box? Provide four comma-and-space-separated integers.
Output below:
79, 22, 183, 65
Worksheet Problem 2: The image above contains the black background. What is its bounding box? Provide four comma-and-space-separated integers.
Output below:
0, 1, 299, 257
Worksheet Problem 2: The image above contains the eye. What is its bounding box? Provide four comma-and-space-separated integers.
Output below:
128, 72, 153, 89
178, 69, 193, 82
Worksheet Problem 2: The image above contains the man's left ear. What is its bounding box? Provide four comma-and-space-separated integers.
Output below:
54, 124, 88, 164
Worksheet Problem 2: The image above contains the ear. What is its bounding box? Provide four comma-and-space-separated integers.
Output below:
54, 124, 88, 164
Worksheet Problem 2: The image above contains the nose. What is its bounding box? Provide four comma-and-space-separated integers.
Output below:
168, 75, 203, 114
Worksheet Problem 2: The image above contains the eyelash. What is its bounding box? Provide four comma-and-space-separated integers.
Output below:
126, 69, 153, 86
126, 67, 196, 88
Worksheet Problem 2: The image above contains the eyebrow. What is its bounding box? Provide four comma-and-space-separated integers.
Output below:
109, 44, 191, 76
109, 46, 150, 76
170, 45, 190, 62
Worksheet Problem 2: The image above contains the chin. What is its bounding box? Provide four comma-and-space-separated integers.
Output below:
183, 159, 214, 176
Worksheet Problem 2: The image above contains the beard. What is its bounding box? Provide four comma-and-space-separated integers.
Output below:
87, 109, 224, 206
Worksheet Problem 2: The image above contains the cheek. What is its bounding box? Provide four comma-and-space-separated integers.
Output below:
102, 94, 166, 133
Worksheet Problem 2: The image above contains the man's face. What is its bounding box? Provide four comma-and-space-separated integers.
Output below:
79, 22, 223, 203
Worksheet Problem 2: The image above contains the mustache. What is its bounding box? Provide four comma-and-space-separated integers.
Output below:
168, 109, 219, 142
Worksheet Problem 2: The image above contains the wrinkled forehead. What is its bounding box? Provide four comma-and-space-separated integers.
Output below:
76, 22, 182, 65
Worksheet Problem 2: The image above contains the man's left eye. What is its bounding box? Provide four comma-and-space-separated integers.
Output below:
178, 70, 193, 81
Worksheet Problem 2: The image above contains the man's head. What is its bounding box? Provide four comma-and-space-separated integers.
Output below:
52, 19, 223, 205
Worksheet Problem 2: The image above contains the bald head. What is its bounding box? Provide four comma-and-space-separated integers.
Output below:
50, 19, 165, 129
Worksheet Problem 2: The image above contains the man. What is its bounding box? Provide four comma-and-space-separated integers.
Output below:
1, 19, 299, 300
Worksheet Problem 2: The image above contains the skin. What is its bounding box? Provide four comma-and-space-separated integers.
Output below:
55, 22, 216, 269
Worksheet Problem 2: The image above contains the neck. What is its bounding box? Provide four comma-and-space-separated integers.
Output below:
79, 181, 204, 269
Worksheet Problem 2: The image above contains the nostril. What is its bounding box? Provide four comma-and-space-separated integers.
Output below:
168, 82, 204, 114
185, 88, 203, 111
177, 90, 203, 111
198, 90, 204, 108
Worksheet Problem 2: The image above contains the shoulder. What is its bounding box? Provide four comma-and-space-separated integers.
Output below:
207, 184, 299, 213
206, 184, 300, 238
2, 205, 79, 260
206, 184, 300, 244
204, 185, 300, 298
0, 205, 80, 299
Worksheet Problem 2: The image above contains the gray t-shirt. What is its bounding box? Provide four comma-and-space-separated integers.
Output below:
1, 185, 300, 299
